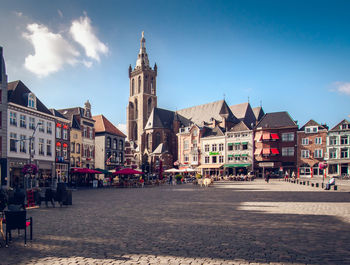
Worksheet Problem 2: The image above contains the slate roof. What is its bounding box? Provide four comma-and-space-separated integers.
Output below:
228, 121, 251, 132
299, 119, 328, 132
7, 80, 53, 116
71, 116, 81, 130
256, 111, 297, 129
329, 119, 350, 131
145, 107, 191, 130
50, 109, 69, 121
230, 102, 257, 128
93, 115, 126, 137
177, 99, 239, 126
202, 126, 225, 138
152, 143, 169, 154
252, 107, 265, 122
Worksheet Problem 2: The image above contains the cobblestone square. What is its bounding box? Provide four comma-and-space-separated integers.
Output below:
1, 180, 350, 265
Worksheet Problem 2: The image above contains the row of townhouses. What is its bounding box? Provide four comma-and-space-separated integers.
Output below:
0, 47, 126, 188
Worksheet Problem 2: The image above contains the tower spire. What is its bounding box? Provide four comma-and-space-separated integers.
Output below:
136, 31, 149, 68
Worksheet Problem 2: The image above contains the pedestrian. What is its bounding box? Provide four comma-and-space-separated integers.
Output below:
325, 177, 336, 190
265, 172, 270, 183
169, 174, 173, 185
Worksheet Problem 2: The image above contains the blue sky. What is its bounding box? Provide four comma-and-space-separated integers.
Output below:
0, 0, 349, 132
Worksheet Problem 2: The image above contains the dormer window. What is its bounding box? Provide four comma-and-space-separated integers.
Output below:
28, 93, 36, 109
305, 126, 318, 133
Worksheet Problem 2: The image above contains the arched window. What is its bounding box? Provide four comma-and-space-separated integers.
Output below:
148, 133, 152, 150
28, 93, 36, 109
107, 137, 111, 149
145, 75, 148, 92
147, 98, 152, 118
71, 157, 75, 167
119, 140, 123, 150
131, 79, 135, 95
133, 125, 138, 141
138, 76, 141, 93
155, 132, 161, 148
113, 139, 117, 149
151, 77, 154, 94
135, 99, 138, 118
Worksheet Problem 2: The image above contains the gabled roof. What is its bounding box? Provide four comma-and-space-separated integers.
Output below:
50, 109, 70, 121
71, 116, 81, 130
145, 107, 191, 130
177, 99, 239, 126
256, 111, 297, 129
93, 115, 126, 138
252, 106, 265, 121
7, 80, 53, 116
202, 126, 225, 138
57, 107, 94, 122
329, 119, 350, 132
228, 121, 251, 132
230, 102, 257, 128
299, 119, 328, 132
152, 143, 169, 154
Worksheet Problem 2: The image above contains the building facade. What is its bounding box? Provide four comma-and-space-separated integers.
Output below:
70, 116, 82, 169
7, 81, 55, 188
254, 112, 298, 178
0, 47, 8, 187
297, 120, 328, 178
93, 115, 126, 171
326, 119, 350, 177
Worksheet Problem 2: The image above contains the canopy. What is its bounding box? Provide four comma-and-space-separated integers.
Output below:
164, 168, 181, 173
95, 168, 111, 174
71, 168, 102, 174
113, 168, 144, 175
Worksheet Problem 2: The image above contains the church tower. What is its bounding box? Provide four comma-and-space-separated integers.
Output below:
127, 32, 158, 153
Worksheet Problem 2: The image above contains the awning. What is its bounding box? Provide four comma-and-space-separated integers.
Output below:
228, 143, 233, 146
197, 164, 224, 169
241, 142, 248, 145
262, 148, 271, 155
271, 148, 279, 154
271, 133, 279, 140
254, 132, 262, 141
234, 154, 241, 157
228, 154, 233, 158
224, 163, 251, 168
254, 148, 262, 155
262, 133, 271, 140
241, 154, 248, 157
234, 142, 240, 145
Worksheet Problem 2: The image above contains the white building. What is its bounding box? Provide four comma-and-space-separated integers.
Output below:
326, 119, 350, 177
7, 81, 55, 188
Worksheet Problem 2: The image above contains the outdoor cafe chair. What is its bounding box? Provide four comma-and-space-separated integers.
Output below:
4, 210, 33, 247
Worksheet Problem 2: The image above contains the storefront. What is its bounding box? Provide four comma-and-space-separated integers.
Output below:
197, 164, 224, 177
8, 159, 27, 188
37, 160, 54, 187
224, 163, 252, 176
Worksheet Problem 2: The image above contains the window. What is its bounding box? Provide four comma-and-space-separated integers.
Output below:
329, 136, 337, 145
342, 124, 348, 130
235, 144, 241, 151
39, 120, 45, 132
47, 122, 52, 134
228, 143, 233, 151
305, 126, 318, 133
282, 147, 294, 156
83, 127, 87, 138
192, 155, 198, 162
28, 93, 36, 108
234, 133, 240, 138
119, 152, 123, 163
242, 156, 248, 161
184, 140, 189, 150
29, 117, 35, 130
235, 156, 241, 161
119, 140, 123, 150
205, 156, 209, 163
328, 164, 338, 174
56, 144, 61, 157
56, 126, 61, 138
314, 149, 323, 158
242, 143, 248, 150
315, 137, 322, 144
341, 148, 348, 158
341, 136, 348, 145
73, 133, 78, 139
301, 150, 310, 158
106, 138, 111, 149
205, 144, 209, 152
212, 156, 217, 163
228, 155, 234, 161
302, 138, 309, 145
71, 157, 75, 167
10, 133, 17, 152
20, 115, 26, 128
89, 128, 93, 139
10, 112, 17, 126
219, 143, 224, 151
184, 154, 189, 162
212, 144, 217, 152
329, 149, 337, 159
20, 135, 26, 153
113, 139, 117, 149
47, 140, 52, 156
39, 138, 44, 155
71, 143, 75, 153
63, 146, 68, 159
192, 129, 197, 136
219, 156, 224, 163
241, 132, 248, 137
63, 128, 68, 140
192, 140, 197, 148
282, 132, 294, 142
76, 143, 80, 154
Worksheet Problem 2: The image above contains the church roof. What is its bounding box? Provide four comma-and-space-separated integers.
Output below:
152, 143, 169, 154
229, 102, 257, 129
252, 106, 265, 122
228, 121, 251, 132
145, 107, 191, 130
7, 80, 53, 116
177, 99, 238, 126
202, 126, 225, 138
93, 115, 126, 137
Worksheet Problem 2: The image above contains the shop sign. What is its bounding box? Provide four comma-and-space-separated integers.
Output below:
259, 162, 274, 167
209, 152, 220, 156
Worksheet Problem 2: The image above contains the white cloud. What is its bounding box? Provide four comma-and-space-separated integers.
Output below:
23, 23, 80, 77
333, 82, 350, 96
70, 14, 108, 61
117, 123, 127, 135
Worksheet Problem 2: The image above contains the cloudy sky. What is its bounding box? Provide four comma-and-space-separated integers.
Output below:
0, 0, 349, 132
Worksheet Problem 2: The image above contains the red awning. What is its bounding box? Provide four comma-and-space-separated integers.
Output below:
262, 133, 271, 140
254, 133, 262, 141
271, 133, 279, 140
271, 148, 279, 154
262, 148, 271, 155
71, 168, 102, 174
113, 168, 144, 175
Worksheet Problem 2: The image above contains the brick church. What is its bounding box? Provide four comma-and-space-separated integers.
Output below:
126, 32, 263, 172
